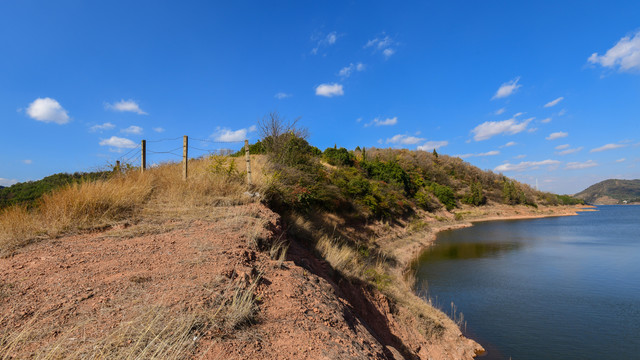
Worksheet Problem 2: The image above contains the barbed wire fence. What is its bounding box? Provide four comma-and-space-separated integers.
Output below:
114, 136, 252, 185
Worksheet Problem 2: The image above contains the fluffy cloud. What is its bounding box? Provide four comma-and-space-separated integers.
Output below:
153, 127, 165, 133
471, 117, 533, 141
546, 132, 568, 140
616, 158, 626, 163
494, 159, 560, 172
105, 99, 147, 115
386, 134, 425, 145
0, 178, 18, 187
558, 147, 583, 155
492, 77, 521, 99
274, 92, 291, 99
121, 125, 143, 135
99, 136, 137, 149
555, 144, 570, 150
417, 141, 448, 151
540, 117, 552, 124
90, 122, 116, 132
339, 63, 365, 77
211, 125, 257, 142
544, 97, 564, 108
502, 141, 517, 148
26, 97, 70, 124
457, 150, 500, 158
495, 108, 506, 115
588, 30, 640, 72
565, 160, 598, 170
315, 83, 344, 97
365, 34, 397, 59
365, 117, 398, 127
590, 143, 626, 152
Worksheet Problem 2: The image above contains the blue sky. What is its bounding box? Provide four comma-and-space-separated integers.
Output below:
1, 1, 639, 194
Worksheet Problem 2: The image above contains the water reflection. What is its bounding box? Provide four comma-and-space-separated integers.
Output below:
419, 241, 522, 261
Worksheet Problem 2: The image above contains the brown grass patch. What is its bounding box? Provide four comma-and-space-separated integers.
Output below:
0, 155, 267, 256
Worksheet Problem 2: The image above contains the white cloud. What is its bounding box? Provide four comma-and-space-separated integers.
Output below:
26, 97, 70, 124
457, 150, 500, 158
121, 125, 143, 135
0, 178, 18, 187
590, 143, 627, 152
540, 117, 552, 124
471, 117, 533, 141
588, 30, 640, 72
365, 34, 397, 58
544, 97, 564, 108
514, 154, 527, 159
558, 147, 583, 155
275, 92, 291, 99
494, 159, 561, 172
616, 158, 626, 163
495, 108, 506, 115
105, 99, 147, 115
386, 134, 425, 145
555, 144, 570, 150
546, 131, 568, 140
502, 141, 517, 147
99, 136, 137, 149
311, 31, 338, 54
557, 109, 567, 116
513, 112, 524, 117
339, 62, 365, 77
566, 160, 598, 170
90, 122, 116, 132
492, 77, 521, 99
417, 141, 448, 151
153, 127, 165, 133
365, 117, 398, 127
22, 159, 32, 165
315, 83, 344, 97
211, 126, 257, 142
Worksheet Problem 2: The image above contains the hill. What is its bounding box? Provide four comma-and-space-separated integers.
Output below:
0, 121, 586, 359
574, 179, 640, 204
0, 171, 110, 209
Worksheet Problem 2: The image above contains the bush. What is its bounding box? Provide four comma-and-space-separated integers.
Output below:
430, 183, 456, 211
462, 181, 486, 206
362, 159, 414, 196
323, 147, 354, 166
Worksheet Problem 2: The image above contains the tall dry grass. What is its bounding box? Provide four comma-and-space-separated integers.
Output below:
0, 155, 266, 256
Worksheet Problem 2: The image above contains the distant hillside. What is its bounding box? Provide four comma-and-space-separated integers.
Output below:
0, 171, 110, 209
574, 179, 640, 204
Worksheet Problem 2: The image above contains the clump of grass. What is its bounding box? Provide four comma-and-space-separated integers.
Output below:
315, 235, 359, 275
269, 237, 288, 268
226, 276, 260, 329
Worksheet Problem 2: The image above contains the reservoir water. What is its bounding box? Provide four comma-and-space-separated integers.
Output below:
414, 206, 640, 359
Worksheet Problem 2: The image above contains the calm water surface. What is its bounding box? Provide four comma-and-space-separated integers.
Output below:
414, 206, 640, 360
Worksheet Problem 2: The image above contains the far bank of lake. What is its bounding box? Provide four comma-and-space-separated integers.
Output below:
414, 205, 640, 360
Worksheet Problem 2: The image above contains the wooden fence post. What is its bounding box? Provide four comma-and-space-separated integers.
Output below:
245, 139, 252, 186
141, 140, 146, 173
183, 135, 188, 180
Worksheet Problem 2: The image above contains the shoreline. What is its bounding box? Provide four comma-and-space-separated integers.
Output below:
391, 204, 590, 357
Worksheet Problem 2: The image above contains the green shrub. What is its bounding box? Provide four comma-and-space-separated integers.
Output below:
430, 183, 456, 211
463, 181, 486, 206
323, 147, 354, 166
362, 159, 414, 196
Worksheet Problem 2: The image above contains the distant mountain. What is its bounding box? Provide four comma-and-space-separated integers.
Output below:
574, 179, 640, 204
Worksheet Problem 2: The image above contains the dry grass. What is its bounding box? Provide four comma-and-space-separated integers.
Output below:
0, 155, 267, 256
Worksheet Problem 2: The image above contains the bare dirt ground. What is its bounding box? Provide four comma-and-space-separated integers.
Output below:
0, 202, 481, 359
